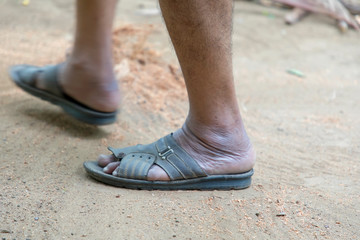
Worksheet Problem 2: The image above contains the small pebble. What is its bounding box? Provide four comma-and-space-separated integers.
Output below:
287, 69, 305, 78
34, 217, 39, 221
255, 213, 260, 217
276, 212, 286, 217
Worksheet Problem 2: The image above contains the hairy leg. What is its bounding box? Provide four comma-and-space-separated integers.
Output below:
99, 0, 255, 180
36, 0, 120, 112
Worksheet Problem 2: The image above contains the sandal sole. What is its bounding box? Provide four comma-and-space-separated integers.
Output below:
84, 161, 254, 191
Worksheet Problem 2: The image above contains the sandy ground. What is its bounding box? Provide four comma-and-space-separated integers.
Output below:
1, 0, 360, 239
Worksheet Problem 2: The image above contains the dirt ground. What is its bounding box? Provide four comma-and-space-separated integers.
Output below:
1, 0, 359, 239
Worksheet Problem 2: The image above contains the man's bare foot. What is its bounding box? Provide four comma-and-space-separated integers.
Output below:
35, 58, 120, 113
97, 120, 256, 181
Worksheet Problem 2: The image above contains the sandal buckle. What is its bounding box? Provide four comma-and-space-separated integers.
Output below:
158, 146, 174, 160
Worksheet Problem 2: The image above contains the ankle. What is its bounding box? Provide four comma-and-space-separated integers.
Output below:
182, 117, 252, 152
186, 113, 246, 138
66, 56, 114, 80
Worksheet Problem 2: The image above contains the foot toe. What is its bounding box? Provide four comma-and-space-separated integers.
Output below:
102, 162, 120, 174
97, 154, 117, 167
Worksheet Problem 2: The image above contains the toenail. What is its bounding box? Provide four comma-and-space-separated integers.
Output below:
103, 166, 109, 172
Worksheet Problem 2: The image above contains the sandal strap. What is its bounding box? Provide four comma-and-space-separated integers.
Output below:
155, 134, 207, 180
16, 64, 64, 97
17, 65, 42, 85
41, 65, 63, 97
109, 134, 207, 181
114, 153, 156, 180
